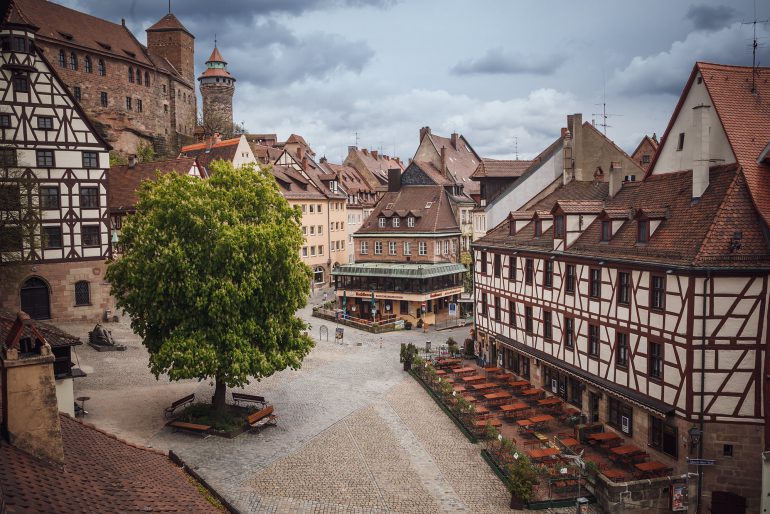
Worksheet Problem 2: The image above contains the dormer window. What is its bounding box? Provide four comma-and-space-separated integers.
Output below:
554, 215, 565, 238
601, 220, 611, 242
638, 219, 649, 244
407, 216, 415, 228
379, 217, 386, 228
392, 217, 400, 228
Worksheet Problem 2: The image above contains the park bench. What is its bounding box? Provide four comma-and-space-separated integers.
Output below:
232, 392, 267, 408
247, 405, 277, 432
164, 393, 195, 418
168, 420, 211, 438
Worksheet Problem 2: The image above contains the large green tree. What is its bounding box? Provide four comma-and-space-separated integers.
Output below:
106, 160, 313, 412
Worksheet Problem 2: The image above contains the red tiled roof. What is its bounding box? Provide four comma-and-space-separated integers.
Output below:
269, 164, 326, 200
286, 134, 308, 146
357, 185, 459, 235
180, 137, 240, 168
206, 46, 225, 63
551, 200, 605, 214
344, 148, 402, 189
471, 159, 533, 180
198, 67, 234, 79
0, 414, 220, 513
0, 311, 80, 349
249, 143, 283, 164
146, 12, 193, 38
426, 133, 482, 195
108, 157, 200, 212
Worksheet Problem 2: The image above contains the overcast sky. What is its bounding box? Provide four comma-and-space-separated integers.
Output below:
63, 0, 768, 163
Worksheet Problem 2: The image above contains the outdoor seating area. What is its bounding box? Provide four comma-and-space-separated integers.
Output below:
413, 355, 674, 504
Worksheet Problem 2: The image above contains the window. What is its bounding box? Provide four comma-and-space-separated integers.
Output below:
125, 97, 132, 110
40, 186, 60, 209
616, 332, 628, 367
569, 377, 582, 407
136, 99, 142, 112
649, 416, 677, 458
637, 220, 649, 244
73, 86, 81, 102
100, 92, 108, 107
435, 241, 440, 255
723, 444, 733, 457
318, 225, 323, 235
81, 225, 100, 247
543, 260, 553, 287
309, 225, 315, 236
0, 225, 22, 252
374, 241, 382, 254
676, 132, 685, 151
98, 59, 105, 76
481, 293, 487, 316
43, 226, 62, 249
565, 264, 576, 294
534, 219, 542, 237
301, 246, 308, 257
649, 341, 663, 379
82, 151, 98, 168
75, 281, 90, 305
443, 240, 449, 255
318, 245, 323, 255
588, 325, 599, 356
37, 116, 53, 130
509, 257, 516, 280
144, 71, 150, 87
407, 216, 415, 227
378, 217, 386, 228
12, 74, 28, 92
506, 300, 516, 327
80, 186, 99, 208
493, 253, 501, 278
554, 215, 565, 238
642, 154, 650, 164
69, 52, 77, 70
58, 49, 66, 67
164, 104, 168, 113
0, 185, 20, 211
128, 67, 134, 83
392, 217, 399, 228
360, 241, 368, 254
651, 275, 666, 310
525, 306, 533, 334
525, 258, 533, 285
317, 204, 322, 213
310, 246, 316, 256
419, 241, 427, 255
403, 241, 411, 255
480, 251, 487, 273
36, 150, 54, 167
608, 397, 633, 435
601, 220, 611, 242
84, 56, 92, 73
618, 271, 631, 305
388, 241, 397, 255
543, 310, 552, 339
589, 268, 601, 298
0, 148, 17, 167
494, 296, 500, 321
0, 114, 10, 128
564, 317, 574, 348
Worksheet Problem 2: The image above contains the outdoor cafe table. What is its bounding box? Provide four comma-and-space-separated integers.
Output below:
602, 469, 626, 481
559, 437, 581, 448
462, 395, 479, 403
483, 391, 512, 402
529, 414, 555, 424
508, 380, 530, 389
474, 418, 502, 429
435, 358, 461, 368
588, 432, 623, 445
527, 447, 560, 461
483, 366, 502, 374
452, 367, 475, 375
499, 402, 529, 417
474, 405, 491, 417
471, 382, 499, 391
516, 419, 533, 428
634, 461, 670, 476
435, 369, 447, 376
462, 374, 486, 383
611, 444, 642, 457
452, 385, 466, 393
537, 397, 562, 407
521, 388, 544, 397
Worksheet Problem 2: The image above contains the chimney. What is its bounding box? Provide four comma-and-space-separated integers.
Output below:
1, 312, 65, 466
348, 145, 357, 153
388, 168, 401, 192
450, 132, 459, 149
420, 126, 431, 140
320, 156, 327, 164
301, 155, 308, 171
609, 161, 623, 198
127, 154, 137, 168
371, 150, 378, 160
362, 148, 369, 156
569, 113, 583, 181
440, 146, 447, 176
562, 129, 573, 185
692, 104, 711, 199
296, 146, 304, 160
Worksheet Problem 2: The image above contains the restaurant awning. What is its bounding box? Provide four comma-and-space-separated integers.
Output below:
331, 262, 467, 279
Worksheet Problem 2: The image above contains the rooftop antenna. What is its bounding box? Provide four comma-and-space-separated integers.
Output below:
742, 0, 768, 94
354, 131, 359, 148
214, 33, 217, 48
591, 74, 621, 136
514, 136, 519, 160
168, 0, 171, 14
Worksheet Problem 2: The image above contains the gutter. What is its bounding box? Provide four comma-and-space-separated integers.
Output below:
696, 271, 711, 514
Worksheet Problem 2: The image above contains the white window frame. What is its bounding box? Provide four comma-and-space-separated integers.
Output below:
379, 217, 386, 228
403, 241, 411, 255
375, 241, 382, 254
388, 241, 397, 255
361, 241, 368, 254
419, 241, 427, 255
407, 217, 415, 227
392, 217, 400, 228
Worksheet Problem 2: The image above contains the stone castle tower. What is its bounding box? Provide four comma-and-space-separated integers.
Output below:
198, 45, 235, 136
146, 13, 196, 86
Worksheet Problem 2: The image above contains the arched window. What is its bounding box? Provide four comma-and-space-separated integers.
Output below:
313, 267, 324, 284
69, 52, 77, 70
144, 71, 149, 87
136, 67, 141, 84
128, 67, 134, 83
58, 49, 66, 67
98, 59, 106, 76
74, 280, 90, 306
84, 56, 92, 73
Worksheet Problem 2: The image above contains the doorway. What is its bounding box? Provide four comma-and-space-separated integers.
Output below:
20, 277, 51, 320
589, 392, 600, 423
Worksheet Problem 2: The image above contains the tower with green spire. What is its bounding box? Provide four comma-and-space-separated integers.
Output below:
198, 43, 235, 136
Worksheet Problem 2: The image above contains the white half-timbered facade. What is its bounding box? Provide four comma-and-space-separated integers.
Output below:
0, 15, 112, 320
473, 62, 770, 512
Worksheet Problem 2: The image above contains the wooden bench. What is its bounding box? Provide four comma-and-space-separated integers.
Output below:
247, 405, 277, 431
168, 420, 211, 438
164, 393, 195, 418
232, 392, 267, 407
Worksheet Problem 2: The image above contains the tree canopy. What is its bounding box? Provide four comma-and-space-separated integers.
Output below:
106, 161, 314, 409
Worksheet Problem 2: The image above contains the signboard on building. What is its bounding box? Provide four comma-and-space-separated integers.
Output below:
671, 480, 688, 511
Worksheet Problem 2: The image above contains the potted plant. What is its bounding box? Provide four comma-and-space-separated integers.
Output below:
402, 343, 418, 371
507, 453, 539, 509
446, 337, 459, 356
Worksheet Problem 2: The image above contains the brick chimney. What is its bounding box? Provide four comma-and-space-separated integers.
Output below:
450, 132, 459, 149
362, 148, 369, 156
371, 150, 378, 160
388, 168, 401, 192
419, 126, 431, 141
1, 312, 65, 466
568, 114, 584, 181
692, 104, 711, 199
609, 161, 623, 198
562, 129, 573, 185
440, 146, 447, 176
296, 146, 304, 160
301, 155, 308, 171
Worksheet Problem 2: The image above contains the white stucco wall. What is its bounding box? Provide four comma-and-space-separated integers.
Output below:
55, 377, 75, 416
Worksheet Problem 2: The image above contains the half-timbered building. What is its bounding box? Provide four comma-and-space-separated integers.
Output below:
0, 10, 112, 321
472, 62, 770, 511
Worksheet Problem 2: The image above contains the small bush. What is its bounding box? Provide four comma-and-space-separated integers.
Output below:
179, 402, 256, 432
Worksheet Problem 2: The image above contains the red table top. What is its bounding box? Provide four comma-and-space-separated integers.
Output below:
509, 380, 530, 387
589, 432, 622, 441
516, 419, 533, 427
560, 437, 580, 447
521, 388, 543, 396
471, 382, 498, 390
528, 447, 560, 459
483, 366, 502, 373
635, 461, 669, 472
484, 392, 512, 400
474, 418, 502, 428
452, 367, 475, 374
538, 397, 562, 405
463, 374, 486, 382
500, 402, 529, 412
611, 444, 642, 456
529, 414, 554, 423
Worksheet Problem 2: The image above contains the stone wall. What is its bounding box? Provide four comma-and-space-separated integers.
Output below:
0, 260, 113, 321
200, 82, 234, 136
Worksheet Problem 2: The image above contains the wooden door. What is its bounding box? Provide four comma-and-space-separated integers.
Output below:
20, 277, 50, 320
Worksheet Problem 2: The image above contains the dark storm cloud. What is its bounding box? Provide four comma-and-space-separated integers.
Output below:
685, 4, 736, 31
450, 48, 564, 76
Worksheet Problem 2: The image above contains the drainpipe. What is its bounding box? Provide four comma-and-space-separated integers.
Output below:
697, 271, 711, 513
471, 247, 478, 358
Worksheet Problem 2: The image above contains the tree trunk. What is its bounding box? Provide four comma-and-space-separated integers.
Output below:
212, 378, 227, 413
